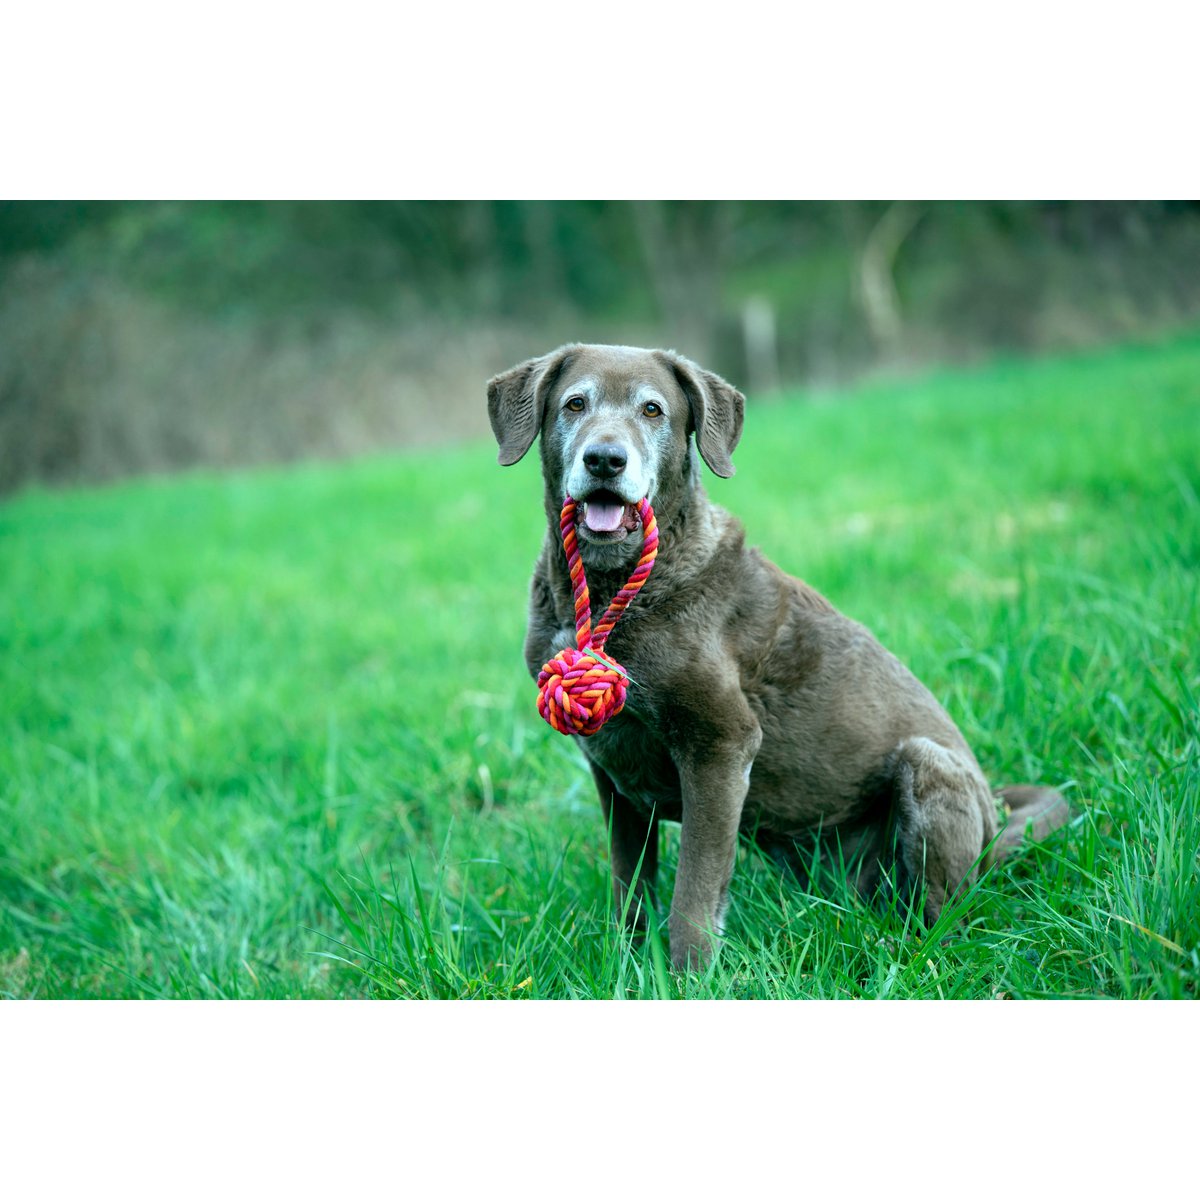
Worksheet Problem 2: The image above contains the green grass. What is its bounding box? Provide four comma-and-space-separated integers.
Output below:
2, 335, 1198, 999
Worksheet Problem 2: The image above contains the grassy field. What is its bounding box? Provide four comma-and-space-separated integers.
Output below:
2, 336, 1198, 1000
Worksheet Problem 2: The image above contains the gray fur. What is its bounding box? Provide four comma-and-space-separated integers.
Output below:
488, 343, 1069, 971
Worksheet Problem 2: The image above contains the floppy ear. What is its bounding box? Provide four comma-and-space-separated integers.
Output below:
658, 351, 745, 478
486, 346, 575, 466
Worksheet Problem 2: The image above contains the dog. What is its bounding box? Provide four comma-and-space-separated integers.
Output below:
487, 343, 1068, 970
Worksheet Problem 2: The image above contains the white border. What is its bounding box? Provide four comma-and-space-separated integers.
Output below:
3, 3, 1195, 198
3, 1001, 1196, 1194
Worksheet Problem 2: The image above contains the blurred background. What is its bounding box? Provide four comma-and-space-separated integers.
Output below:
2, 199, 1199, 493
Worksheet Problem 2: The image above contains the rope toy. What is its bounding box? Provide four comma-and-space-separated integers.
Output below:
536, 496, 658, 736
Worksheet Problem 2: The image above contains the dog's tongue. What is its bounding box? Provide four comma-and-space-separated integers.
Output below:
583, 500, 626, 532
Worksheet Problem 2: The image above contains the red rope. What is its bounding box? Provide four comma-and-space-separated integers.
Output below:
537, 497, 658, 736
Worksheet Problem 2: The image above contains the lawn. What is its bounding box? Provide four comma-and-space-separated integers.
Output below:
1, 335, 1197, 999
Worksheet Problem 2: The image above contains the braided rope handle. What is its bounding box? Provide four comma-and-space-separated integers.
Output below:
560, 496, 658, 651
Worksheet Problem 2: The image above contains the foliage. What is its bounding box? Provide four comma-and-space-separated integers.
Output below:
4, 201, 1200, 490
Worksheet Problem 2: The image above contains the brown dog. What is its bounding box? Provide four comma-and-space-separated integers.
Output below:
488, 343, 1068, 970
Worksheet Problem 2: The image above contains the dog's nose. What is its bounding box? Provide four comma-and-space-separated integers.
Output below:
583, 443, 627, 479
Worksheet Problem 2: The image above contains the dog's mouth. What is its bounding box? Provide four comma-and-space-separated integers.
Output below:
575, 489, 643, 540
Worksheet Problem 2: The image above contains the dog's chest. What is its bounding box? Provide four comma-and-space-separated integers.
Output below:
579, 709, 683, 821
532, 614, 683, 817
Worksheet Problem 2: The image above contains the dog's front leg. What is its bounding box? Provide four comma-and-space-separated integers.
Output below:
669, 717, 762, 971
589, 762, 659, 932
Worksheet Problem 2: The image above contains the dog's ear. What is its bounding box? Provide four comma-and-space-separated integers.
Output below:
486, 346, 575, 466
659, 351, 745, 478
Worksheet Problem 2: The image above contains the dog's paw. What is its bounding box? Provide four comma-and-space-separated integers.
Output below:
668, 919, 718, 973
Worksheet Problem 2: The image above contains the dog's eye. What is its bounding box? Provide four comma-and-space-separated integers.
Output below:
564, 395, 586, 413
642, 401, 663, 418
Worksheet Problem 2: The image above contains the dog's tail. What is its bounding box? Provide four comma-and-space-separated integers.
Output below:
989, 784, 1070, 861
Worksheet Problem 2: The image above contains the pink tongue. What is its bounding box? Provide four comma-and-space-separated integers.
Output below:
584, 501, 625, 532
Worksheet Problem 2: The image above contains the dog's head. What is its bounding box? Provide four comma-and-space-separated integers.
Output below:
487, 344, 744, 549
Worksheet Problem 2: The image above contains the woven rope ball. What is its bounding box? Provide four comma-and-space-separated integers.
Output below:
536, 645, 628, 736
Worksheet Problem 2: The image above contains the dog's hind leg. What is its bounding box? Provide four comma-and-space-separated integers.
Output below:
590, 764, 659, 932
891, 736, 998, 924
